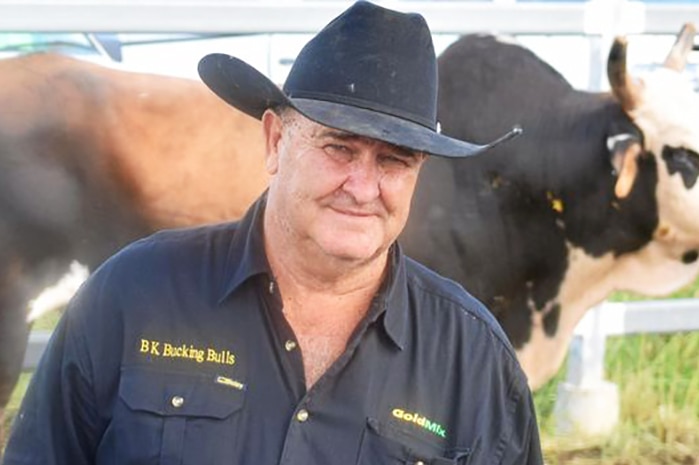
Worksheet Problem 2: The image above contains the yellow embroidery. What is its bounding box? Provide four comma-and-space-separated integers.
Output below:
392, 408, 447, 438
215, 375, 246, 390
139, 338, 235, 365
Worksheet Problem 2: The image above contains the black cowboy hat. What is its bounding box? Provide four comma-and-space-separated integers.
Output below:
198, 1, 520, 158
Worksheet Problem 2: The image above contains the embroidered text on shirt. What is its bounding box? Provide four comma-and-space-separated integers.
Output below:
139, 338, 236, 365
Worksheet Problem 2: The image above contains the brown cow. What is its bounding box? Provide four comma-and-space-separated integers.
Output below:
0, 53, 269, 435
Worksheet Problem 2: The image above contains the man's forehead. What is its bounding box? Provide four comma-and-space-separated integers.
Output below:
326, 129, 422, 157
285, 111, 422, 157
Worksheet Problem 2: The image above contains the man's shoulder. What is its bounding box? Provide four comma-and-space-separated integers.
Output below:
74, 222, 239, 309
129, 222, 237, 255
108, 222, 238, 270
403, 256, 515, 354
403, 256, 492, 319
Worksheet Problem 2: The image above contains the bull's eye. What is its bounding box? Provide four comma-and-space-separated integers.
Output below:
682, 250, 698, 264
661, 146, 699, 189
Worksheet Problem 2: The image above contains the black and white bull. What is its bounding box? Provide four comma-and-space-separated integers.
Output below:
401, 24, 699, 388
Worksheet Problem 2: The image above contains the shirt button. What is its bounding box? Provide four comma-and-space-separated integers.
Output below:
171, 396, 184, 408
285, 340, 297, 351
296, 409, 309, 422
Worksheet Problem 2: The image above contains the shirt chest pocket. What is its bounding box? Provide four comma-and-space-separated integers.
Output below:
112, 367, 245, 465
357, 418, 471, 465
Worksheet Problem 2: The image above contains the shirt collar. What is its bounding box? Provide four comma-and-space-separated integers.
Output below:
218, 193, 271, 303
218, 192, 409, 349
373, 243, 409, 350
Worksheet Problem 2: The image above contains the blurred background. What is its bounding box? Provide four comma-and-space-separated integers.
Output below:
2, 1, 699, 463
3, 0, 699, 90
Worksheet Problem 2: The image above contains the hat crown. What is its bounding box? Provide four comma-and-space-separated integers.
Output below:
283, 1, 438, 130
197, 0, 514, 158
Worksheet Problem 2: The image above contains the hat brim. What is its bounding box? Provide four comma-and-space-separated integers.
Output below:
198, 53, 519, 158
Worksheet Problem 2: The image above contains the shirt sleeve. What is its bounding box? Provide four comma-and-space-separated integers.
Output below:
499, 380, 544, 465
3, 285, 104, 465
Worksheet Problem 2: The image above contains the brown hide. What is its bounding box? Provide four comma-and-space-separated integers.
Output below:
3, 53, 269, 230
104, 65, 269, 227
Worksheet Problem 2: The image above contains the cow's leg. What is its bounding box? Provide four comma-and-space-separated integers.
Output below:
0, 302, 30, 407
0, 262, 33, 447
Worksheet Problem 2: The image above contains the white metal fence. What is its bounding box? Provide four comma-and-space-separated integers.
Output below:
553, 299, 699, 435
1, 1, 699, 35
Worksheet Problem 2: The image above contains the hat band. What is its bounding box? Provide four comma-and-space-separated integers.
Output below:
285, 90, 436, 131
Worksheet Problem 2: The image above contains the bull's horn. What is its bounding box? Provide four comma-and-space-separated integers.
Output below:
607, 36, 642, 111
664, 23, 696, 72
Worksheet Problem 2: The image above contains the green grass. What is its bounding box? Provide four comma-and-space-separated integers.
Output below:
2, 372, 31, 453
5, 373, 31, 414
536, 332, 699, 464
535, 276, 699, 464
31, 308, 63, 331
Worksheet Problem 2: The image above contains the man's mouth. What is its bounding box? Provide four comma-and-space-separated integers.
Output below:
330, 206, 375, 217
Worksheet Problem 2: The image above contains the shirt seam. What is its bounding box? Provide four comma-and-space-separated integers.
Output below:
407, 277, 521, 367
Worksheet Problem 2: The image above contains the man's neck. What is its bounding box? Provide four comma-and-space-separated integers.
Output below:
263, 211, 388, 300
266, 234, 387, 304
263, 210, 389, 388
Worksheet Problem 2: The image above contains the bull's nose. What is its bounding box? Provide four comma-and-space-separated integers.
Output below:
681, 249, 698, 264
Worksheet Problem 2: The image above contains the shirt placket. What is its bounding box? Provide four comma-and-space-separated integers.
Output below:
274, 296, 383, 465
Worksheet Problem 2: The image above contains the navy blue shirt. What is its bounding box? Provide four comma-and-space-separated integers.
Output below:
4, 195, 542, 465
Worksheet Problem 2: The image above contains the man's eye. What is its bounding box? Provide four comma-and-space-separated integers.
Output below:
380, 154, 411, 167
325, 144, 352, 156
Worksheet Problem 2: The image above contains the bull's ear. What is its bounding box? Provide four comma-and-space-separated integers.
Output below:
607, 134, 643, 199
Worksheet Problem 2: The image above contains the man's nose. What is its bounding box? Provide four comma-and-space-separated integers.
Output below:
342, 156, 381, 203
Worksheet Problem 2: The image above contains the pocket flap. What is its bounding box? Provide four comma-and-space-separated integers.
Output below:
362, 418, 470, 464
119, 367, 244, 419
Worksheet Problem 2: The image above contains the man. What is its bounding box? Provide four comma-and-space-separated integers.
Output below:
3, 2, 542, 464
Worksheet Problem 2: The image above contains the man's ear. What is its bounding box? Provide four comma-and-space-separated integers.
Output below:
262, 109, 282, 175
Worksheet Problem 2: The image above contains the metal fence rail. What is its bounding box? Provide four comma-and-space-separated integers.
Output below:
554, 299, 699, 436
1, 1, 699, 34
23, 330, 52, 371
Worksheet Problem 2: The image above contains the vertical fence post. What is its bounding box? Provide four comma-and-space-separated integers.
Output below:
553, 304, 620, 436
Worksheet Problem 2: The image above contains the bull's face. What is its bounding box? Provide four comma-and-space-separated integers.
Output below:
608, 23, 699, 292
638, 69, 699, 241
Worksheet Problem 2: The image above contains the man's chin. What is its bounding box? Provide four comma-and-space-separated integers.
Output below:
309, 223, 390, 264
317, 240, 385, 264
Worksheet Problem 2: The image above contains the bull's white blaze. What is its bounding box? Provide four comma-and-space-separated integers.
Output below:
631, 67, 699, 290
632, 68, 699, 242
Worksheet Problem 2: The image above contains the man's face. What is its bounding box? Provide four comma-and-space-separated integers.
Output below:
263, 109, 426, 264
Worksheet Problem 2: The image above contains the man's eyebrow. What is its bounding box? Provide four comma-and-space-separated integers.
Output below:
319, 129, 422, 158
